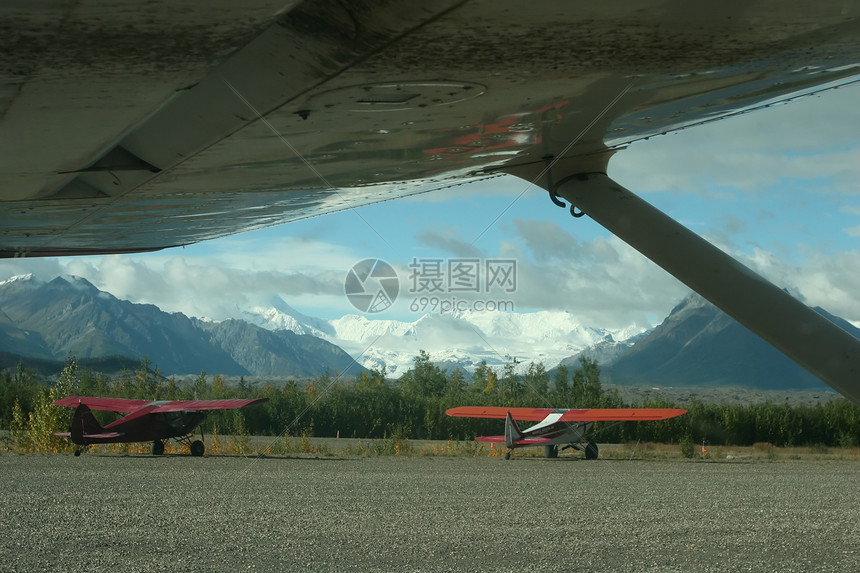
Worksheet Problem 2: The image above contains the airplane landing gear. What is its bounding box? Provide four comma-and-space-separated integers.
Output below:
585, 442, 599, 460
151, 440, 165, 456
174, 434, 205, 456
544, 444, 559, 458
190, 440, 205, 457
74, 448, 83, 457
504, 450, 512, 460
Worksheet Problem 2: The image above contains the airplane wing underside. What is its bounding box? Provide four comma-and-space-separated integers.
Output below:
52, 396, 269, 413
55, 431, 123, 440
147, 398, 270, 412
52, 396, 151, 413
3, 0, 860, 256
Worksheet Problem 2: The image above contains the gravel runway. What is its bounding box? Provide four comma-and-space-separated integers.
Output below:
2, 453, 858, 572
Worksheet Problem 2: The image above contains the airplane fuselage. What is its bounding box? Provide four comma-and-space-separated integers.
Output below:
518, 412, 593, 448
95, 409, 208, 443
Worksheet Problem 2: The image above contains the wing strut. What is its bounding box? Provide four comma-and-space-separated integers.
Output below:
551, 172, 860, 404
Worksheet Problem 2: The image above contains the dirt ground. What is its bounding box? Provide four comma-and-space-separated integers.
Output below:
2, 452, 858, 572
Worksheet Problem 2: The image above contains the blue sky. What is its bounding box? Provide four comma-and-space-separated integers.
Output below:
2, 81, 859, 330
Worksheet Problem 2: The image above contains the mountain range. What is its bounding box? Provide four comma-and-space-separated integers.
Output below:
238, 294, 640, 377
604, 295, 857, 391
0, 275, 354, 377
1, 273, 855, 391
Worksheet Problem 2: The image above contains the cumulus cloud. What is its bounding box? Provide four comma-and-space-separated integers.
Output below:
0, 258, 66, 283
740, 248, 860, 324
502, 220, 689, 328
610, 85, 860, 198
416, 228, 484, 259
60, 253, 345, 321
403, 217, 689, 329
0, 235, 367, 321
492, 216, 859, 329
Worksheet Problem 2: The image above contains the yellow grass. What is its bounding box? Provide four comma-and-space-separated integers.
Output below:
3, 431, 859, 461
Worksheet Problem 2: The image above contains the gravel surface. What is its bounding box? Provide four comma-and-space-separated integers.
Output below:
2, 453, 858, 572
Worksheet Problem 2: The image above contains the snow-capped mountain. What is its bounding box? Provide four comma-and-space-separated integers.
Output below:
241, 295, 646, 376
2, 274, 642, 377
3, 275, 844, 390
0, 273, 38, 288
241, 295, 334, 338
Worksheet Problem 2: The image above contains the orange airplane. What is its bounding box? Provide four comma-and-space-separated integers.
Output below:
447, 406, 686, 460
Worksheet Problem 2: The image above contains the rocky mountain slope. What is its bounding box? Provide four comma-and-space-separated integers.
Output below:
0, 275, 354, 376
604, 294, 855, 390
3, 274, 855, 391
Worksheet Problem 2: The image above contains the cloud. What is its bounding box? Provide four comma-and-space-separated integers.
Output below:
490, 219, 690, 329
0, 235, 375, 321
0, 258, 66, 283
58, 254, 346, 321
415, 228, 485, 258
720, 214, 748, 235
509, 219, 589, 263
610, 85, 860, 199
497, 216, 860, 329
741, 248, 860, 323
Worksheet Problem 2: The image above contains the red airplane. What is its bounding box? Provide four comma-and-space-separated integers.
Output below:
53, 395, 268, 456
447, 406, 687, 460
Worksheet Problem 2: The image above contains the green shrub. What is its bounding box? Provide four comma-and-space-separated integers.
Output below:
679, 435, 696, 458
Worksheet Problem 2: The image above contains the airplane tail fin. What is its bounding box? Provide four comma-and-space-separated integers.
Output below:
504, 411, 524, 448
70, 403, 104, 445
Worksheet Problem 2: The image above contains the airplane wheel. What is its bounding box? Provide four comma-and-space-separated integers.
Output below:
74, 449, 82, 457
585, 442, 599, 460
544, 445, 558, 458
190, 440, 205, 457
151, 440, 165, 456
504, 450, 511, 460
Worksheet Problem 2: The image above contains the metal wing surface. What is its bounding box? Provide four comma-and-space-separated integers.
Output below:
4, 1, 860, 256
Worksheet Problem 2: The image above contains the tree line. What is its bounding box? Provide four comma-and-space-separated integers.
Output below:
2, 352, 859, 450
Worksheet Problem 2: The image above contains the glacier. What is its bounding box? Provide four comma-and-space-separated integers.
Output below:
240, 295, 646, 376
